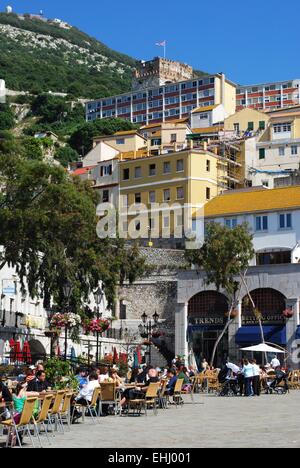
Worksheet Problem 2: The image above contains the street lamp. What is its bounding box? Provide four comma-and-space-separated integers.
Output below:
93, 286, 104, 365
63, 281, 73, 361
138, 311, 160, 366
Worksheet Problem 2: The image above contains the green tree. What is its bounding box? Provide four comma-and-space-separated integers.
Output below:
185, 222, 259, 366
0, 136, 146, 316
0, 104, 15, 130
69, 118, 136, 155
55, 145, 79, 167
22, 137, 43, 161
31, 94, 68, 124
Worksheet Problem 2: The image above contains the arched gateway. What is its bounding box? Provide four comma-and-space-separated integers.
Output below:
188, 291, 229, 367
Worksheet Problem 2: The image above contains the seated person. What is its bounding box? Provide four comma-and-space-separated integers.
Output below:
27, 370, 50, 393
0, 379, 13, 422
166, 369, 178, 396
75, 368, 88, 389
75, 372, 100, 406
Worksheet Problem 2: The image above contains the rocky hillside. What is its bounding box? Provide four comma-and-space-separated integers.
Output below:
0, 13, 137, 98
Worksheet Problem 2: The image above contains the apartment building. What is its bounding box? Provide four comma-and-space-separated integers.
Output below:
203, 186, 300, 266
86, 58, 236, 126
236, 79, 300, 112
118, 148, 227, 247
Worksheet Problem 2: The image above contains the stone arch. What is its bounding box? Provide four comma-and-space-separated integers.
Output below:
188, 291, 229, 322
28, 339, 46, 363
242, 288, 286, 324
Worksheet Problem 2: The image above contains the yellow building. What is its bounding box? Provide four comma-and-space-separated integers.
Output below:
93, 130, 147, 153
118, 148, 227, 246
224, 108, 270, 134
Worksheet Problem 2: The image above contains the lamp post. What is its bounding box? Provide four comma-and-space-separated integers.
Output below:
63, 281, 73, 362
138, 311, 159, 366
94, 286, 104, 366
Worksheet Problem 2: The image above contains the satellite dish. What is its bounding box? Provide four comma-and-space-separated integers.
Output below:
40, 10, 44, 16
6, 6, 13, 14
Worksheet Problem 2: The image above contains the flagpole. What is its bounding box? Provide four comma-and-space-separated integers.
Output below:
164, 41, 166, 59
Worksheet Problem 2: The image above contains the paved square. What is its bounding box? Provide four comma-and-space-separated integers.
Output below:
39, 392, 300, 448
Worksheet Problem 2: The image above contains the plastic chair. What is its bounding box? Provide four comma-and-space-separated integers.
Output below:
99, 382, 121, 416
34, 394, 54, 446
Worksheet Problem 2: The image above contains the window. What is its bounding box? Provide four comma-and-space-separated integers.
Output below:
176, 187, 184, 200
248, 122, 254, 131
259, 121, 266, 130
279, 213, 292, 229
134, 167, 142, 179
206, 160, 211, 172
100, 165, 112, 176
256, 216, 268, 231
291, 145, 298, 155
123, 168, 130, 180
163, 216, 170, 228
176, 159, 184, 172
149, 164, 156, 176
200, 113, 209, 120
149, 191, 156, 203
279, 147, 285, 156
115, 138, 125, 145
206, 187, 211, 200
225, 218, 238, 229
234, 123, 240, 133
262, 180, 269, 188
102, 190, 109, 203
163, 189, 171, 202
135, 221, 141, 231
170, 134, 177, 143
135, 193, 141, 204
273, 123, 292, 133
259, 148, 266, 160
163, 162, 171, 174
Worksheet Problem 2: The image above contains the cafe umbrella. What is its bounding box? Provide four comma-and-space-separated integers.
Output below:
241, 343, 285, 354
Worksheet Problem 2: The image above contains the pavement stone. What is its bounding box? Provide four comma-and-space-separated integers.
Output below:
21, 392, 300, 449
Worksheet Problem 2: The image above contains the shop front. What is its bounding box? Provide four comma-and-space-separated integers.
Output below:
236, 288, 287, 349
188, 291, 229, 368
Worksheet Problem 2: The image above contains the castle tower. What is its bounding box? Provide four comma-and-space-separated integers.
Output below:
132, 57, 194, 91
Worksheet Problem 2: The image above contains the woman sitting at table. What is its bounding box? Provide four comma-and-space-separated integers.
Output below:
0, 379, 13, 422
12, 382, 40, 423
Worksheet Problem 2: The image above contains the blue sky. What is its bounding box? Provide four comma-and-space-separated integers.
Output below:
3, 0, 300, 85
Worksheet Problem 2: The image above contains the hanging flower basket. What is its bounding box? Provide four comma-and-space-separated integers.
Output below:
50, 312, 81, 331
83, 318, 110, 335
283, 308, 294, 318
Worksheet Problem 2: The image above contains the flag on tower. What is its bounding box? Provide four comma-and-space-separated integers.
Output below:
155, 40, 167, 58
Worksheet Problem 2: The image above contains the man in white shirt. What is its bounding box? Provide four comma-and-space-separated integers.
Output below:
250, 359, 261, 396
271, 356, 281, 369
76, 371, 100, 403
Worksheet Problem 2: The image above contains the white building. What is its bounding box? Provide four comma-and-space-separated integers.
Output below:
204, 186, 300, 266
190, 104, 227, 130
0, 79, 6, 103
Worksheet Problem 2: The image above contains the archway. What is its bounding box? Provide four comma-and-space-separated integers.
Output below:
242, 288, 286, 325
188, 291, 229, 367
28, 339, 46, 364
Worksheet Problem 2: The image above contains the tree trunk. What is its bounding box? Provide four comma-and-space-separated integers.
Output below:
210, 316, 234, 367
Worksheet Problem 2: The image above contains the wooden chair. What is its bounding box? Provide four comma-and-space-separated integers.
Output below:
59, 392, 73, 430
173, 379, 184, 408
99, 382, 121, 416
48, 390, 66, 433
128, 383, 160, 416
34, 394, 54, 446
1, 397, 40, 448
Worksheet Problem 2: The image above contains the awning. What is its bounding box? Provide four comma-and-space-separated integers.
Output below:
235, 326, 287, 346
